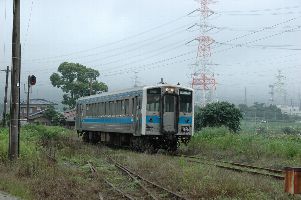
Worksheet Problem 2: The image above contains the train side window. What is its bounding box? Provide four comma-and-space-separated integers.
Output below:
109, 101, 114, 115
93, 103, 96, 116
86, 104, 90, 116
97, 103, 100, 116
105, 102, 109, 115
92, 103, 95, 117
116, 100, 122, 115
131, 98, 135, 115
124, 99, 129, 115
100, 102, 104, 116
120, 101, 123, 115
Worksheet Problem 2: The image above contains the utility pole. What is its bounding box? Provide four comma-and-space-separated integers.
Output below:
1, 66, 10, 127
244, 87, 247, 105
26, 76, 30, 121
9, 0, 21, 160
89, 77, 92, 95
133, 71, 140, 87
86, 72, 95, 96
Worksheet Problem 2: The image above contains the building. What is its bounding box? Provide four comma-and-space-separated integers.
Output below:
63, 109, 76, 129
277, 105, 301, 116
20, 99, 57, 125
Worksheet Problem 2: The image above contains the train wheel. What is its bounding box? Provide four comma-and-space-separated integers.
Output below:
82, 132, 89, 143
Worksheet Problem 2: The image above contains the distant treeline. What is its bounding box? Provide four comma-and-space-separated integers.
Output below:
238, 103, 301, 122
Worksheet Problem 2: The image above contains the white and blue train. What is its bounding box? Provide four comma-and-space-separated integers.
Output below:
75, 83, 194, 151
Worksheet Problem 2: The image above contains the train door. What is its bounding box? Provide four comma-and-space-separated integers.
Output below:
132, 96, 141, 135
162, 95, 178, 133
137, 97, 142, 134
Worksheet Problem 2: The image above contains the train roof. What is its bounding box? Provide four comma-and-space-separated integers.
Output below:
77, 84, 193, 104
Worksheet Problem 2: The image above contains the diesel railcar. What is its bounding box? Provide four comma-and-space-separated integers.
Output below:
75, 84, 194, 151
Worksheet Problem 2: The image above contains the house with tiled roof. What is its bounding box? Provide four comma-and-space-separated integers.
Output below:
20, 99, 57, 125
63, 109, 76, 129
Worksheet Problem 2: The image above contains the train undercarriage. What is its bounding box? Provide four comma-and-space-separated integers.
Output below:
79, 131, 191, 152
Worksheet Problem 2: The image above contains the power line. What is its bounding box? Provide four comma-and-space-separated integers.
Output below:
23, 0, 34, 48
213, 16, 300, 47
23, 13, 189, 62
22, 18, 301, 77
218, 5, 301, 14
214, 25, 301, 54
22, 23, 191, 64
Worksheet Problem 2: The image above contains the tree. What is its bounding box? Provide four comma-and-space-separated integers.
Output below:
50, 62, 108, 109
238, 103, 287, 121
43, 105, 65, 126
195, 101, 243, 132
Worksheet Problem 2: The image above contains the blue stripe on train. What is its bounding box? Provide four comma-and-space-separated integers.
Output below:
146, 116, 192, 125
82, 116, 192, 125
82, 117, 134, 124
178, 116, 192, 125
146, 116, 160, 124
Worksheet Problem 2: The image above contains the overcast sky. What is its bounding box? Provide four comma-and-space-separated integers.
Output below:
0, 0, 300, 106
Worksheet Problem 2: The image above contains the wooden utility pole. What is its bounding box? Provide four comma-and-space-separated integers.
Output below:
9, 0, 21, 160
1, 66, 10, 127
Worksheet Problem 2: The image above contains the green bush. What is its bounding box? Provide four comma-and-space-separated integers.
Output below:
195, 102, 242, 132
282, 127, 299, 135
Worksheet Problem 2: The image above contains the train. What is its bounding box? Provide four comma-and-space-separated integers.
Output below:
75, 82, 194, 151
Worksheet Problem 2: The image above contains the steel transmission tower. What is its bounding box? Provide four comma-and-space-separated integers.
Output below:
274, 70, 286, 105
190, 0, 216, 107
268, 84, 274, 105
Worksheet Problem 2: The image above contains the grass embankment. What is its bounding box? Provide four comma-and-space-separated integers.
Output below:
0, 125, 300, 199
0, 125, 102, 199
182, 127, 301, 168
0, 125, 161, 200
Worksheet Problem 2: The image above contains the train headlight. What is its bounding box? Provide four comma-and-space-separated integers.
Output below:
165, 88, 175, 93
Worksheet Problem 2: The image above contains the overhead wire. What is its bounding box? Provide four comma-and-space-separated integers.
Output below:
218, 5, 301, 14
23, 0, 34, 48
23, 16, 301, 79
22, 23, 192, 64
21, 12, 301, 82
213, 16, 300, 47
213, 25, 301, 54
24, 13, 189, 62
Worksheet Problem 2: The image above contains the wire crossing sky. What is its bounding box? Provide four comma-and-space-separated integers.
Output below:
0, 0, 300, 105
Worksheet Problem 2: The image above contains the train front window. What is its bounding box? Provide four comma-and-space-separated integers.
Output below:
147, 88, 161, 112
180, 89, 192, 113
164, 95, 175, 112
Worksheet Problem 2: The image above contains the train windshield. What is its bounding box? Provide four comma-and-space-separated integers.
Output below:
147, 88, 161, 112
179, 89, 192, 113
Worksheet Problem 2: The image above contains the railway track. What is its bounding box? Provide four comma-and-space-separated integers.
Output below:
179, 155, 284, 180
88, 162, 136, 200
109, 158, 189, 200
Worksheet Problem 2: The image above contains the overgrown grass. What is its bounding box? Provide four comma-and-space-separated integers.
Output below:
1, 124, 301, 199
0, 125, 97, 199
0, 125, 154, 199
182, 127, 301, 167
115, 151, 290, 200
